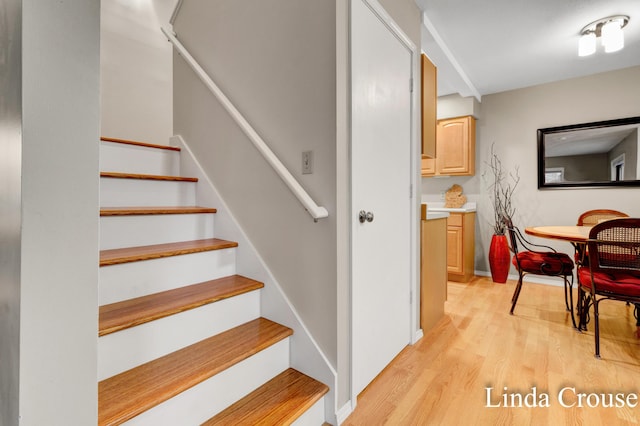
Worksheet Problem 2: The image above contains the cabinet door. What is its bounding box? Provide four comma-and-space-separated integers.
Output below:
421, 54, 437, 158
421, 218, 447, 332
421, 156, 435, 176
446, 226, 463, 274
437, 116, 475, 175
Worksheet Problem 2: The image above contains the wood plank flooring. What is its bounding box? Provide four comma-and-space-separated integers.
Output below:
100, 206, 217, 216
99, 275, 264, 336
98, 318, 292, 425
100, 136, 182, 151
343, 276, 640, 426
203, 368, 329, 425
99, 238, 238, 266
100, 171, 198, 182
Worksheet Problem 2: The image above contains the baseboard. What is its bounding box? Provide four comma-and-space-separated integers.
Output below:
335, 400, 354, 425
474, 270, 565, 287
412, 328, 424, 344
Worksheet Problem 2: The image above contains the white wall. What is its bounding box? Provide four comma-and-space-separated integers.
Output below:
437, 93, 480, 119
19, 0, 100, 424
422, 66, 640, 274
101, 0, 176, 145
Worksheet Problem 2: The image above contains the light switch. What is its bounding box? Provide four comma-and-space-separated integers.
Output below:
302, 150, 313, 174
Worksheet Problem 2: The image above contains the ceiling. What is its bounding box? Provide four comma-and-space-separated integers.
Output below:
416, 0, 640, 99
545, 124, 639, 157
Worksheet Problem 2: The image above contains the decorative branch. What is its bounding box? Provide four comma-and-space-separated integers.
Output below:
484, 144, 520, 235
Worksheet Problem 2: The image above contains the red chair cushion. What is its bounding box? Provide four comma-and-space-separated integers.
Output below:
578, 267, 640, 296
513, 251, 574, 276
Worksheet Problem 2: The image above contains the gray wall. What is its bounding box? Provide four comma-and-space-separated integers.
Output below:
609, 129, 638, 180
546, 153, 609, 182
173, 0, 338, 365
423, 65, 640, 274
0, 0, 22, 423
378, 0, 422, 45
0, 1, 100, 425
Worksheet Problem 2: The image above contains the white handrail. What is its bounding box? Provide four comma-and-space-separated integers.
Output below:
162, 27, 328, 221
169, 0, 183, 25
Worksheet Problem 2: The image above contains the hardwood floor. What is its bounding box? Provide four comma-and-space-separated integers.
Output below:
343, 276, 640, 425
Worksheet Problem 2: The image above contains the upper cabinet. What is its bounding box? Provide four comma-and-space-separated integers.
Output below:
420, 52, 476, 177
422, 115, 476, 177
437, 116, 476, 175
421, 54, 437, 159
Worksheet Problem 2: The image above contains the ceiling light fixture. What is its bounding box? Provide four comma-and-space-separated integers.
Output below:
578, 15, 629, 57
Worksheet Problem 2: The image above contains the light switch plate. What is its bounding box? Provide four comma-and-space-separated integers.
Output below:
302, 150, 313, 174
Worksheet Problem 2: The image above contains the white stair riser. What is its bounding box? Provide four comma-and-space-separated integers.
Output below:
100, 178, 196, 207
100, 214, 215, 250
98, 291, 261, 380
292, 397, 326, 426
122, 339, 290, 425
100, 141, 180, 176
99, 249, 236, 305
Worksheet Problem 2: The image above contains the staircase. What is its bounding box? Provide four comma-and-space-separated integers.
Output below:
98, 137, 329, 425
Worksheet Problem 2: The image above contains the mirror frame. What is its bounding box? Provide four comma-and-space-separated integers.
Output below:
537, 116, 640, 189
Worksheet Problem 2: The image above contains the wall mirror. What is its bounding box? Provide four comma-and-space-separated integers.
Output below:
538, 116, 640, 189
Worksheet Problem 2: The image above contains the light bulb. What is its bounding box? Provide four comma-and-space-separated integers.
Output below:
602, 20, 624, 52
578, 32, 596, 56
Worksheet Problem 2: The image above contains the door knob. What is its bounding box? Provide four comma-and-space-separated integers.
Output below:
358, 210, 374, 223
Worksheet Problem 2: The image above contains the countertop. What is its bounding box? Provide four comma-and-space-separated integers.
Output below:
423, 201, 477, 213
421, 204, 450, 221
426, 211, 450, 220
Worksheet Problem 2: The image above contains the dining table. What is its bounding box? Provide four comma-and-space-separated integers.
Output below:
524, 225, 591, 245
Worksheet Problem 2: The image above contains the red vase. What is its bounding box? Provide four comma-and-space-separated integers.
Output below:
489, 234, 510, 283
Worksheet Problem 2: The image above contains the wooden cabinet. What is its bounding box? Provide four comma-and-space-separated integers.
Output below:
421, 54, 437, 159
422, 115, 476, 177
421, 157, 436, 176
446, 212, 475, 282
437, 116, 476, 175
420, 206, 447, 332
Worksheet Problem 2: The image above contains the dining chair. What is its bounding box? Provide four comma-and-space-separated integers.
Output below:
576, 210, 628, 264
504, 217, 576, 326
575, 209, 630, 326
577, 218, 640, 358
577, 209, 629, 227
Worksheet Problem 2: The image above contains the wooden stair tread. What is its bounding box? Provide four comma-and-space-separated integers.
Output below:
100, 206, 217, 216
98, 318, 293, 426
99, 275, 264, 336
203, 368, 329, 426
100, 171, 198, 182
101, 136, 181, 151
100, 238, 238, 266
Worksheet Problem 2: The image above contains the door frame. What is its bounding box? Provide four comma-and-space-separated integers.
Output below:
348, 0, 421, 407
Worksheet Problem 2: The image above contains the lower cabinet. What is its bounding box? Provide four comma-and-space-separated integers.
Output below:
420, 210, 447, 333
447, 212, 475, 282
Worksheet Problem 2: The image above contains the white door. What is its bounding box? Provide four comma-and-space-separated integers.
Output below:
351, 0, 413, 397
